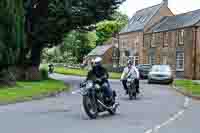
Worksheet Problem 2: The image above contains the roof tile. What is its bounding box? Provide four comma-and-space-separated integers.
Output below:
152, 9, 200, 32
120, 4, 162, 33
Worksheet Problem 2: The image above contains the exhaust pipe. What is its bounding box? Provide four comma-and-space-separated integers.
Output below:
97, 99, 119, 110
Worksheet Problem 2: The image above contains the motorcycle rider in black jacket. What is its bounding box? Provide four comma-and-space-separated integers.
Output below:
86, 57, 113, 105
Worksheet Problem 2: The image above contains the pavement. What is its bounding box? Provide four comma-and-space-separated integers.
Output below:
0, 73, 199, 133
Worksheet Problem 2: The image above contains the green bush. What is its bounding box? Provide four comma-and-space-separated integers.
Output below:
40, 69, 48, 80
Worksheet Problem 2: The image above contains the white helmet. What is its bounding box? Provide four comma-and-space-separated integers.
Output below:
94, 57, 102, 65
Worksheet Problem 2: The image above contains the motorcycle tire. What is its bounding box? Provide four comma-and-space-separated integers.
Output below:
83, 95, 98, 119
129, 91, 133, 100
133, 92, 137, 100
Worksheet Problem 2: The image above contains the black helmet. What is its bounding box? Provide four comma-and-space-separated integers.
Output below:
127, 60, 133, 65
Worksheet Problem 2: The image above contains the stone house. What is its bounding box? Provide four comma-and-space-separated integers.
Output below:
144, 9, 200, 79
117, 0, 200, 79
85, 44, 113, 66
118, 0, 173, 66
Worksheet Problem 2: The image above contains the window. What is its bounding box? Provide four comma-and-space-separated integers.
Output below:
125, 50, 130, 57
163, 32, 169, 47
178, 30, 184, 45
121, 40, 125, 49
176, 52, 184, 71
149, 55, 156, 65
162, 56, 168, 64
134, 56, 139, 66
151, 34, 156, 47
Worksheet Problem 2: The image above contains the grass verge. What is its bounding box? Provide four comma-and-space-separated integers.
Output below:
0, 79, 69, 105
174, 80, 200, 96
55, 67, 121, 79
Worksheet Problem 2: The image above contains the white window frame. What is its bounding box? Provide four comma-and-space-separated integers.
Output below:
121, 40, 124, 49
176, 52, 184, 71
163, 32, 169, 47
178, 29, 184, 45
149, 55, 156, 65
151, 34, 156, 47
163, 56, 168, 64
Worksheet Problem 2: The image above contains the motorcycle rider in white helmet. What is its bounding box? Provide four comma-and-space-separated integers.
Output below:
86, 57, 114, 105
121, 60, 140, 95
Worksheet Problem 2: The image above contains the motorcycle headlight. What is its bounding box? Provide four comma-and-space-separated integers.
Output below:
95, 84, 101, 89
127, 78, 132, 82
86, 81, 93, 89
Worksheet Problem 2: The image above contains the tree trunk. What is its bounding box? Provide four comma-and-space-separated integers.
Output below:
25, 45, 43, 81
16, 44, 43, 81
0, 67, 16, 87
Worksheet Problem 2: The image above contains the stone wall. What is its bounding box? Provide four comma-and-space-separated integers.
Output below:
143, 27, 199, 79
119, 32, 144, 66
195, 27, 200, 79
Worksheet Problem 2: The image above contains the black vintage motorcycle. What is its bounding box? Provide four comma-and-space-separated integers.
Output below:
126, 75, 137, 100
79, 80, 119, 119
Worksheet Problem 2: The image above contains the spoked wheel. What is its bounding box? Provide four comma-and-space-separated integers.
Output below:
83, 95, 98, 119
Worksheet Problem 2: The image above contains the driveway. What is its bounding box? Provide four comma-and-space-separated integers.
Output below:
0, 73, 199, 133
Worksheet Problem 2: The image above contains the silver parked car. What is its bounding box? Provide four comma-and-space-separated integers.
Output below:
148, 65, 174, 84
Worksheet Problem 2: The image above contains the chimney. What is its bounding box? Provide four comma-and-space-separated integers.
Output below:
163, 0, 168, 6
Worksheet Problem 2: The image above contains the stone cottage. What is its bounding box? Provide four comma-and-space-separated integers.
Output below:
144, 9, 200, 79
117, 0, 200, 79
119, 0, 173, 66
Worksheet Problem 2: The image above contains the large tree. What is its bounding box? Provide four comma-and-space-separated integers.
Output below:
0, 0, 25, 85
21, 0, 125, 80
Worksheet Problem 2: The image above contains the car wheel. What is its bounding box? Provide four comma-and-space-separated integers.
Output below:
168, 80, 174, 85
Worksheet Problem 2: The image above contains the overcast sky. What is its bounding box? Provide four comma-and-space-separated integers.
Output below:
119, 0, 200, 17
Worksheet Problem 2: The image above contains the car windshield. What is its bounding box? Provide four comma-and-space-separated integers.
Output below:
138, 65, 151, 69
151, 65, 170, 72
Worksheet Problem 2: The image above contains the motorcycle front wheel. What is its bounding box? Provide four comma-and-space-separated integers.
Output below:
129, 91, 134, 100
83, 95, 98, 119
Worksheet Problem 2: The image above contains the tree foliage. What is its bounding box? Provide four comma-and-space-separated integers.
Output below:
43, 30, 96, 64
21, 0, 125, 67
96, 11, 128, 45
0, 0, 125, 83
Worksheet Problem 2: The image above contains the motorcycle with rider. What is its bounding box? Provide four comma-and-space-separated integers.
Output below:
121, 60, 140, 100
79, 57, 119, 119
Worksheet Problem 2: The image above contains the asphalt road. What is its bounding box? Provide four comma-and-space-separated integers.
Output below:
0, 73, 199, 133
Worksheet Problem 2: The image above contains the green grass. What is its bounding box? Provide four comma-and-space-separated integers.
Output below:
55, 67, 121, 79
0, 79, 69, 104
175, 80, 200, 96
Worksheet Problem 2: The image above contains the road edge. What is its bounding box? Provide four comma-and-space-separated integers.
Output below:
172, 84, 200, 100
